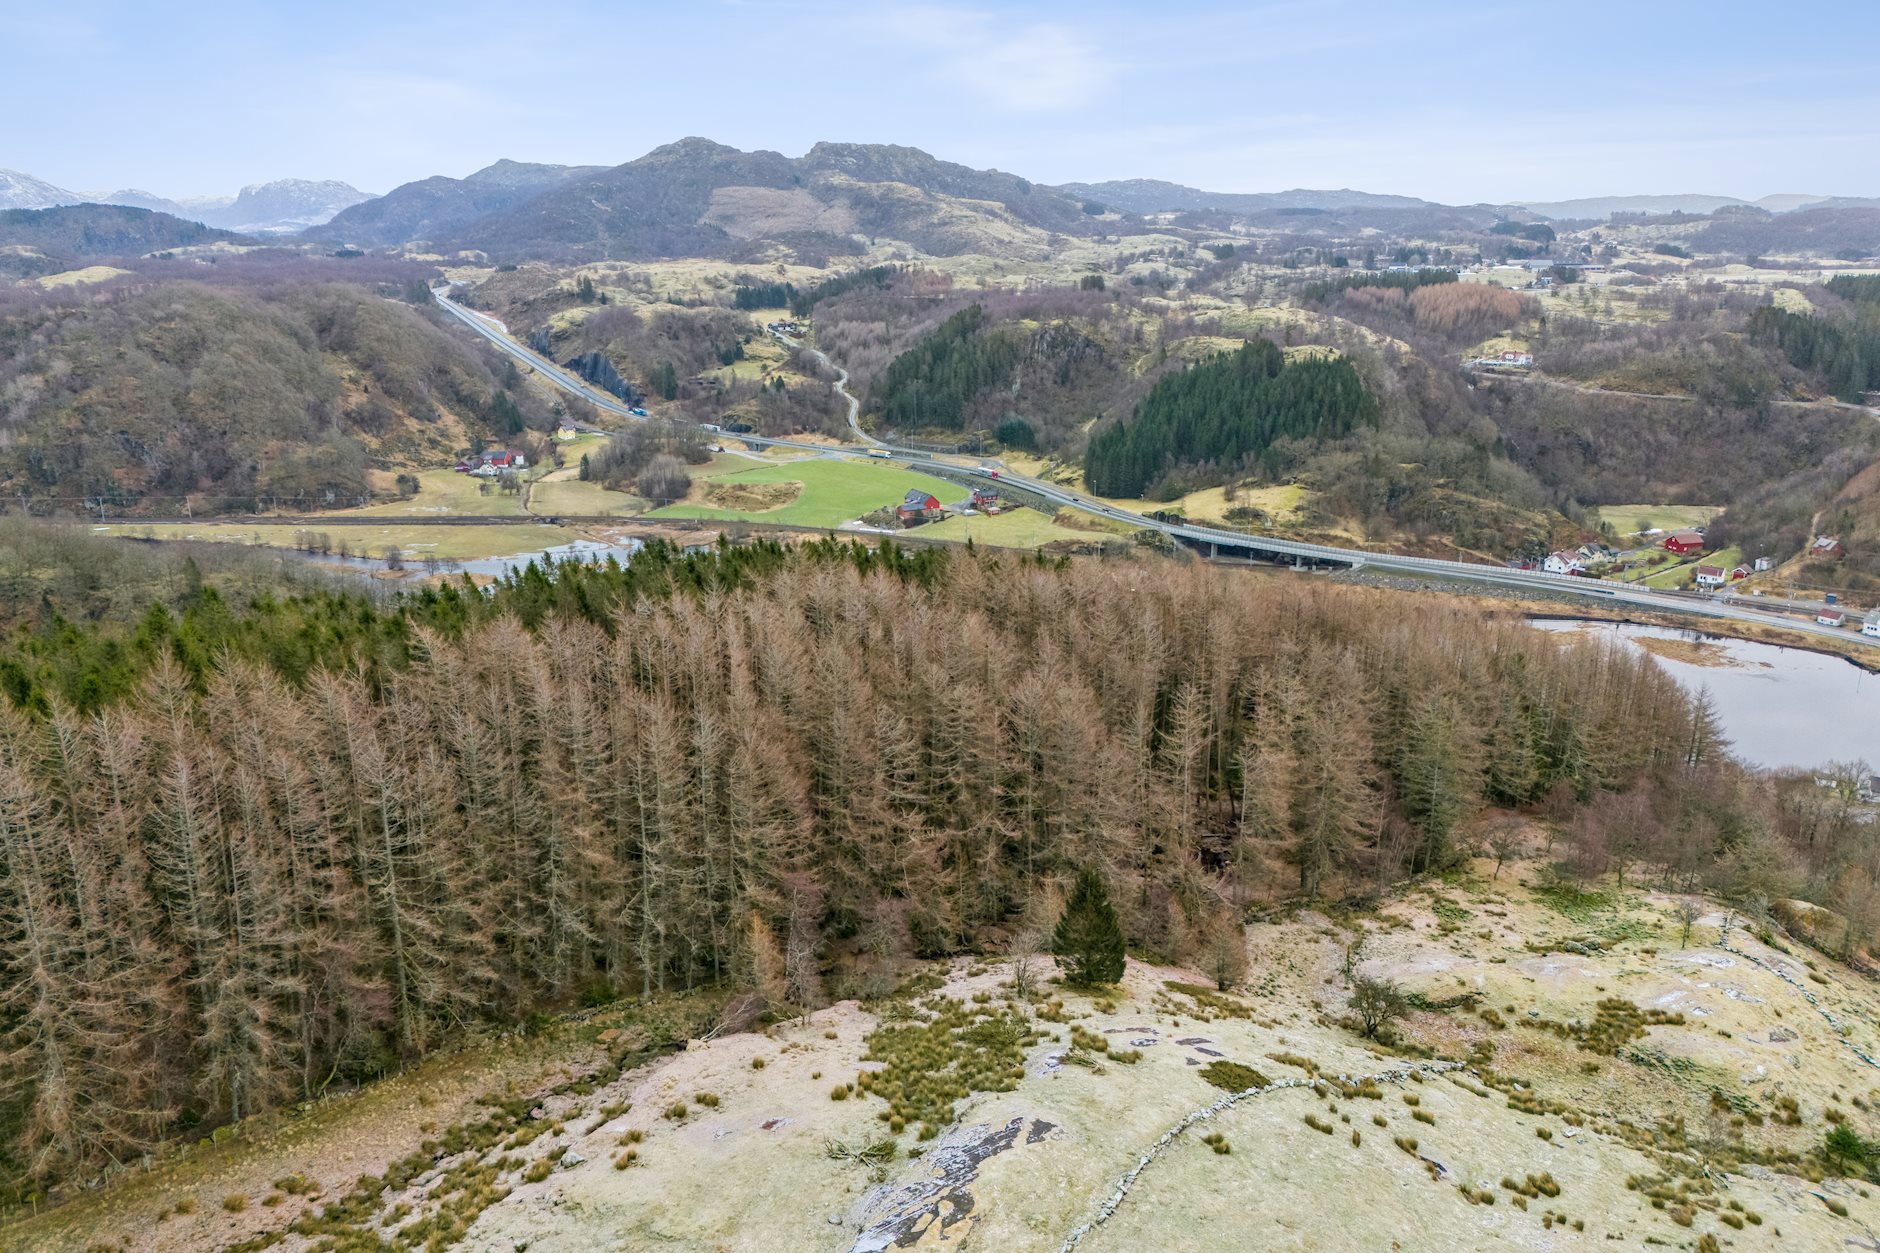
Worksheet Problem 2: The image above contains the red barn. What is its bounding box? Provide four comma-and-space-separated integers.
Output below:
1663, 530, 1705, 555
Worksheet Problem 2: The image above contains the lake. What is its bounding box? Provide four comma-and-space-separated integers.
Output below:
1528, 618, 1877, 772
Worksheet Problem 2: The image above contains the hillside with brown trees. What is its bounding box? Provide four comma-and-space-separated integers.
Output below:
0, 536, 1761, 1199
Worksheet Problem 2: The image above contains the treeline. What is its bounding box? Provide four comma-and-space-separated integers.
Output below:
867, 304, 1025, 431
730, 266, 901, 316
1297, 267, 1456, 303
0, 541, 1722, 1195
787, 264, 897, 316
1828, 275, 1880, 305
733, 281, 796, 310
1341, 281, 1533, 343
1748, 303, 1880, 401
1084, 341, 1374, 497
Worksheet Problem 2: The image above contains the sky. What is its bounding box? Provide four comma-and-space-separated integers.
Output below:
6, 0, 1880, 204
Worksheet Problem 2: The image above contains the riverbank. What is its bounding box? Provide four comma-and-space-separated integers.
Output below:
1332, 567, 1880, 674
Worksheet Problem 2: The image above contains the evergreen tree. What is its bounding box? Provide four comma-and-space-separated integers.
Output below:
1051, 868, 1126, 986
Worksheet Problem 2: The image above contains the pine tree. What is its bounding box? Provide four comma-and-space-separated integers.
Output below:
1051, 868, 1126, 986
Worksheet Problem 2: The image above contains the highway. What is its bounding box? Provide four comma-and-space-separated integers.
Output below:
432, 285, 1878, 651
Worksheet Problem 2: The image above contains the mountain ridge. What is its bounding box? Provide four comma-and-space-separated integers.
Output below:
1057, 177, 1431, 214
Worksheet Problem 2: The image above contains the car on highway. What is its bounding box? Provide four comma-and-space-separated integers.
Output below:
629, 406, 648, 418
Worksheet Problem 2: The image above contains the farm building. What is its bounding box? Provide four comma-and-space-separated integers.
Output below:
1663, 531, 1705, 556
461, 449, 528, 477
1811, 536, 1846, 560
896, 490, 944, 525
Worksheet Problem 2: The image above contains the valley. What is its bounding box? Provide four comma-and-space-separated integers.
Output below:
6, 13, 1880, 1247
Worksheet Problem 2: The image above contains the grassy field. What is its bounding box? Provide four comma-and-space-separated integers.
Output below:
97, 522, 577, 562
996, 457, 1312, 528
916, 507, 1099, 547
1596, 503, 1720, 538
36, 264, 133, 288
529, 477, 648, 516
652, 458, 959, 529
350, 468, 528, 518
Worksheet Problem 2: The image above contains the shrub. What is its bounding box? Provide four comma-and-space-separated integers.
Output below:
1413, 1109, 1435, 1126
1199, 1060, 1269, 1092
222, 1194, 247, 1213
523, 1160, 552, 1183
1304, 1114, 1334, 1134
663, 1101, 689, 1121
1349, 975, 1410, 1040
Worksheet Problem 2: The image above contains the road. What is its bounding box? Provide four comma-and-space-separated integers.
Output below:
432, 285, 1878, 651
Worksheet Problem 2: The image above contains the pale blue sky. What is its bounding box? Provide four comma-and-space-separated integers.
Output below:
7, 0, 1878, 202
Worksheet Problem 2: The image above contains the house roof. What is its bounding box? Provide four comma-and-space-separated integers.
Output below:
901, 489, 937, 508
1695, 565, 1724, 576
1666, 530, 1703, 544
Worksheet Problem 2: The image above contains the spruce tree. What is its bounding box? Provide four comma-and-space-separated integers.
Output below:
1052, 868, 1126, 986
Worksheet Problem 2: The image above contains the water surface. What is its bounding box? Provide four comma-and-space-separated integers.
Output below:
1528, 618, 1876, 772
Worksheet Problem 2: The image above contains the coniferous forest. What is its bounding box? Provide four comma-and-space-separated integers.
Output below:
0, 535, 1749, 1196
1084, 341, 1375, 497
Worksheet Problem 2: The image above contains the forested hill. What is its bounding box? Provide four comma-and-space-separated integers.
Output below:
0, 274, 550, 508
0, 537, 1728, 1196
0, 203, 245, 272
1748, 274, 1880, 402
1085, 340, 1374, 498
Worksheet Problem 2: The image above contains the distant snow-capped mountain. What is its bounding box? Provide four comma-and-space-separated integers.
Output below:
206, 179, 371, 233
0, 169, 84, 210
1, 170, 369, 232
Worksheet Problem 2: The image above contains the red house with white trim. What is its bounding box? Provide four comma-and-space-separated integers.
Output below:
1663, 530, 1705, 556
895, 489, 943, 525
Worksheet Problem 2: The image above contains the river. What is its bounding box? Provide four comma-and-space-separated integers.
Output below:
1529, 618, 1877, 772
284, 538, 646, 579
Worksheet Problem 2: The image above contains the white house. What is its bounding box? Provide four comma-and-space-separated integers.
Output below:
1543, 550, 1585, 576
1753, 556, 1774, 572
1694, 564, 1726, 588
1864, 616, 1880, 639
